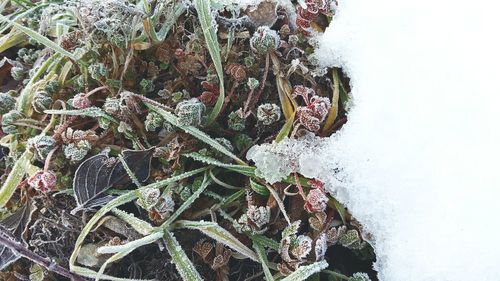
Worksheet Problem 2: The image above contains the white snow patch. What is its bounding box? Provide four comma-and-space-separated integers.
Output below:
314, 0, 500, 280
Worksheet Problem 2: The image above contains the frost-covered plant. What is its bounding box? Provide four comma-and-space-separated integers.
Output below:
27, 170, 57, 193
247, 77, 259, 90
348, 272, 372, 281
250, 26, 280, 55
28, 135, 56, 160
0, 0, 366, 279
140, 79, 155, 93
278, 221, 314, 275
257, 103, 281, 125
72, 93, 92, 109
235, 204, 271, 234
88, 63, 108, 80
103, 97, 121, 115
64, 140, 92, 162
145, 111, 165, 132
227, 109, 246, 131
10, 66, 27, 81
304, 188, 328, 213
339, 229, 366, 250
0, 92, 16, 114
75, 0, 144, 46
44, 80, 60, 95
293, 85, 331, 132
1, 110, 23, 134
175, 98, 206, 127
32, 91, 53, 113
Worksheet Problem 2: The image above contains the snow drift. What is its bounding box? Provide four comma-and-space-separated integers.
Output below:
315, 0, 500, 280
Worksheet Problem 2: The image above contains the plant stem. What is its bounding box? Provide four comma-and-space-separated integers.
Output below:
0, 226, 86, 281
250, 53, 270, 110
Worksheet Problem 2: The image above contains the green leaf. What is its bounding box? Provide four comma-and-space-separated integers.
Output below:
0, 150, 33, 208
173, 220, 259, 262
220, 189, 246, 207
163, 231, 203, 281
0, 14, 76, 60
184, 152, 255, 176
281, 261, 329, 281
161, 173, 211, 227
253, 241, 274, 281
321, 68, 341, 135
329, 197, 347, 225
156, 1, 186, 42
194, 0, 225, 124
0, 29, 26, 53
250, 178, 270, 196
44, 107, 119, 124
111, 208, 155, 235
17, 54, 60, 114
97, 231, 163, 255
145, 103, 245, 164
251, 235, 280, 251
275, 112, 295, 143
322, 270, 350, 281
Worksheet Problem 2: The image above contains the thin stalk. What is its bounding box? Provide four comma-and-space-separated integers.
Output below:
250, 53, 270, 110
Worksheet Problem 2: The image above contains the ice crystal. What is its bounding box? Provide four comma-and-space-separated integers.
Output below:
246, 133, 329, 184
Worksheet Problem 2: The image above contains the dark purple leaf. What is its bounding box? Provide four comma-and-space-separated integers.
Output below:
72, 148, 155, 212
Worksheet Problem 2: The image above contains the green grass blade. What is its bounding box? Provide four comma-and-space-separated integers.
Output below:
16, 53, 60, 113
45, 107, 119, 124
145, 103, 245, 164
111, 208, 155, 235
161, 173, 211, 227
173, 220, 259, 262
0, 150, 33, 208
163, 231, 203, 281
0, 3, 49, 34
251, 235, 280, 251
281, 261, 329, 281
0, 29, 26, 53
97, 231, 163, 255
0, 14, 76, 60
321, 68, 341, 135
252, 241, 274, 281
183, 152, 255, 176
194, 0, 225, 124
275, 112, 295, 143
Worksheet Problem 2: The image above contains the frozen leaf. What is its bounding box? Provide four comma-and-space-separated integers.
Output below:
72, 148, 154, 212
281, 260, 328, 281
163, 231, 203, 281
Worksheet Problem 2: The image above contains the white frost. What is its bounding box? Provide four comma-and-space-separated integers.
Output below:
313, 0, 500, 280
246, 133, 334, 184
